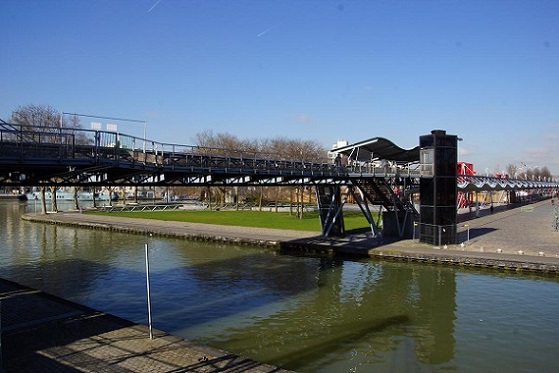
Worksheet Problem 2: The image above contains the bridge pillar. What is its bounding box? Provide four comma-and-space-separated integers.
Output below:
315, 185, 345, 237
419, 130, 457, 245
382, 211, 415, 238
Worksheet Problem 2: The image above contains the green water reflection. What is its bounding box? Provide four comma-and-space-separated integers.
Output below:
193, 258, 457, 371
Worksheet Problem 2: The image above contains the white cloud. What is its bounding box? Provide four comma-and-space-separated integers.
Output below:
296, 113, 313, 125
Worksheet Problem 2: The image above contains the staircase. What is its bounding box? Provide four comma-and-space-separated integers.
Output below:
353, 178, 418, 217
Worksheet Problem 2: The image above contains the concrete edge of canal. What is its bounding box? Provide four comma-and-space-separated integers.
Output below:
21, 208, 559, 275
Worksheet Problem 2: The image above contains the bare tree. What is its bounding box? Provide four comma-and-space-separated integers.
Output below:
10, 104, 89, 144
265, 137, 326, 162
11, 105, 89, 210
11, 104, 60, 129
506, 164, 517, 178
193, 131, 327, 161
540, 166, 551, 179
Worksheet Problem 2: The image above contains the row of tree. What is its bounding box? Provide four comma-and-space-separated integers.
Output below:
505, 164, 552, 181
190, 130, 327, 212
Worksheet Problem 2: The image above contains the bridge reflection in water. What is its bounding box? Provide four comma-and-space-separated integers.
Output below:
202, 257, 457, 370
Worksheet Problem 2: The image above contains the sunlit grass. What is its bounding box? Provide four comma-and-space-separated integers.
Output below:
92, 209, 372, 232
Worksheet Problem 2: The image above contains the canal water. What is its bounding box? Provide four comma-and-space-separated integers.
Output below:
1, 200, 559, 372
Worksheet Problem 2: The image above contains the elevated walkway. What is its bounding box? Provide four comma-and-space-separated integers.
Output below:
2, 123, 558, 239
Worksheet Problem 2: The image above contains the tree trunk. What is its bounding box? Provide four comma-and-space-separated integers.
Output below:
108, 187, 113, 207
296, 187, 300, 219
73, 187, 79, 210
235, 187, 239, 211
290, 187, 294, 215
50, 187, 58, 213
41, 187, 47, 214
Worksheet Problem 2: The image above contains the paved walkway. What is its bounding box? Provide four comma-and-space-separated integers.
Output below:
6, 199, 558, 371
22, 200, 559, 269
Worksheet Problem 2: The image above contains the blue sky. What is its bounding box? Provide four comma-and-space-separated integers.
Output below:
2, 0, 558, 175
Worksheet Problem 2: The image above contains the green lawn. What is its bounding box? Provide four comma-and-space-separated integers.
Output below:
92, 210, 374, 233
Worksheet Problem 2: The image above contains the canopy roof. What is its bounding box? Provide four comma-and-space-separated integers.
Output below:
334, 137, 420, 163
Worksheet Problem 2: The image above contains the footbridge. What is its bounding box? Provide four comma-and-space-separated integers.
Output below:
1, 121, 557, 242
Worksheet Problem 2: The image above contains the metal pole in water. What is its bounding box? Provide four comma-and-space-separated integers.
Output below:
145, 242, 154, 340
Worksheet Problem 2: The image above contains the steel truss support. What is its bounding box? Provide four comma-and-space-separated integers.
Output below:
315, 178, 417, 238
351, 178, 417, 238
347, 185, 380, 237
315, 185, 345, 237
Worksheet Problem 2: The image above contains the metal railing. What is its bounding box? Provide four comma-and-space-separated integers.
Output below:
98, 204, 185, 212
0, 123, 426, 186
0, 123, 339, 174
2, 123, 558, 190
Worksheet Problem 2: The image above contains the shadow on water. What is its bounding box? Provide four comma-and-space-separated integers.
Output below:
0, 277, 139, 372
1, 250, 329, 328
0, 201, 460, 370
344, 227, 372, 235
270, 315, 410, 370
1, 252, 321, 371
1, 277, 280, 373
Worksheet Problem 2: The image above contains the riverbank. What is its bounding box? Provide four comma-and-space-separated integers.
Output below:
21, 199, 559, 274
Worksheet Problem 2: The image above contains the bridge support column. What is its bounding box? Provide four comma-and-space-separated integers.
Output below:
382, 211, 415, 238
315, 185, 345, 237
419, 130, 458, 245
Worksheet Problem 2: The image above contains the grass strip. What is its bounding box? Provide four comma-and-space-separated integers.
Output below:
92, 210, 372, 232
